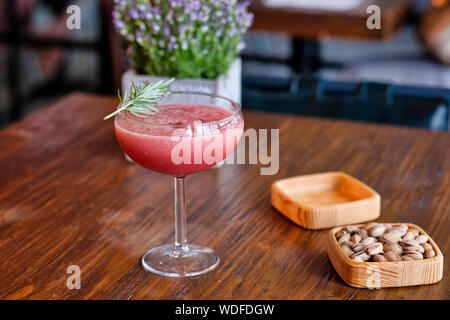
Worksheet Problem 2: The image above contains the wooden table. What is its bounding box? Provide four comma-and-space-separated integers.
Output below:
247, 0, 411, 72
0, 93, 448, 300
250, 0, 411, 40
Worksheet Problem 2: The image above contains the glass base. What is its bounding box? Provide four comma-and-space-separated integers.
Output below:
142, 244, 220, 277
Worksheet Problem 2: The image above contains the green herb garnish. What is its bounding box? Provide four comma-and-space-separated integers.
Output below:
103, 78, 174, 120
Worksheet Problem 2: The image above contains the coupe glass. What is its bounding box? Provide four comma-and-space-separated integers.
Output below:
114, 92, 244, 277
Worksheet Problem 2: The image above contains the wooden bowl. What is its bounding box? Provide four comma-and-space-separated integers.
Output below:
328, 223, 444, 288
271, 172, 380, 229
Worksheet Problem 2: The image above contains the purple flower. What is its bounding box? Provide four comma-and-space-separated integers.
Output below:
113, 18, 125, 30
119, 28, 127, 36
192, 0, 201, 11
128, 10, 139, 19
190, 12, 198, 21
168, 42, 178, 52
169, 0, 183, 8
112, 0, 254, 78
163, 24, 170, 36
237, 41, 246, 52
112, 11, 120, 20
143, 12, 153, 19
152, 22, 160, 32
114, 0, 126, 10
136, 30, 143, 44
152, 7, 160, 15
246, 12, 254, 27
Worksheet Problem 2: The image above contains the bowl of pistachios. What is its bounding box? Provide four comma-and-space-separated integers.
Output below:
328, 222, 443, 288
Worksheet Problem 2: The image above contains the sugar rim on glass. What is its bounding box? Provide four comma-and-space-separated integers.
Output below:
115, 91, 242, 128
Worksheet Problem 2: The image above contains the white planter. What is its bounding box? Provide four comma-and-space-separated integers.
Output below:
121, 58, 241, 104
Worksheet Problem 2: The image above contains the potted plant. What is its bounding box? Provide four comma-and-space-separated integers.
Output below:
112, 0, 254, 103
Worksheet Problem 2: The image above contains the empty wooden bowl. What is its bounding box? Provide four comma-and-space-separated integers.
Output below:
271, 172, 380, 229
328, 223, 444, 288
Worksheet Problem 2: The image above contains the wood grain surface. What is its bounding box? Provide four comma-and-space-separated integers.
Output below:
0, 93, 448, 300
250, 0, 410, 40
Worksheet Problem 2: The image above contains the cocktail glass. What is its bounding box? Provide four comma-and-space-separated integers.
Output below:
114, 92, 244, 277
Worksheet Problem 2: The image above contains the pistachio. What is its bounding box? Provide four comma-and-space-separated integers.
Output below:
386, 227, 407, 237
362, 222, 379, 230
399, 240, 421, 252
338, 233, 351, 244
381, 232, 402, 244
420, 243, 433, 251
337, 223, 435, 262
351, 251, 370, 262
368, 224, 386, 237
351, 234, 361, 244
373, 254, 386, 262
404, 251, 423, 260
352, 243, 366, 252
403, 250, 419, 255
383, 251, 401, 262
401, 245, 421, 252
357, 229, 369, 239
336, 229, 349, 240
341, 245, 354, 257
399, 240, 419, 246
402, 231, 416, 241
415, 235, 428, 244
383, 242, 402, 255
402, 255, 414, 261
342, 241, 354, 247
345, 225, 359, 233
361, 237, 377, 246
366, 242, 383, 255
398, 240, 419, 246
425, 250, 436, 259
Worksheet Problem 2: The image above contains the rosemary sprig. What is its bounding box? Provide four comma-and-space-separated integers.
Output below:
103, 78, 174, 120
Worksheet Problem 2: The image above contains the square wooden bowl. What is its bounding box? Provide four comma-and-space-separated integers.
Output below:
328, 223, 444, 288
271, 172, 380, 229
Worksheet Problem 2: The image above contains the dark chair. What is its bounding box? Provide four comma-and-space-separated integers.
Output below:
242, 75, 450, 131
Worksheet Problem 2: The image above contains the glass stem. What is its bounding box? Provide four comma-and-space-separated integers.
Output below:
174, 177, 188, 250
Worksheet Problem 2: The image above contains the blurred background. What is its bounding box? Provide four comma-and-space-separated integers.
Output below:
1, 0, 450, 130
